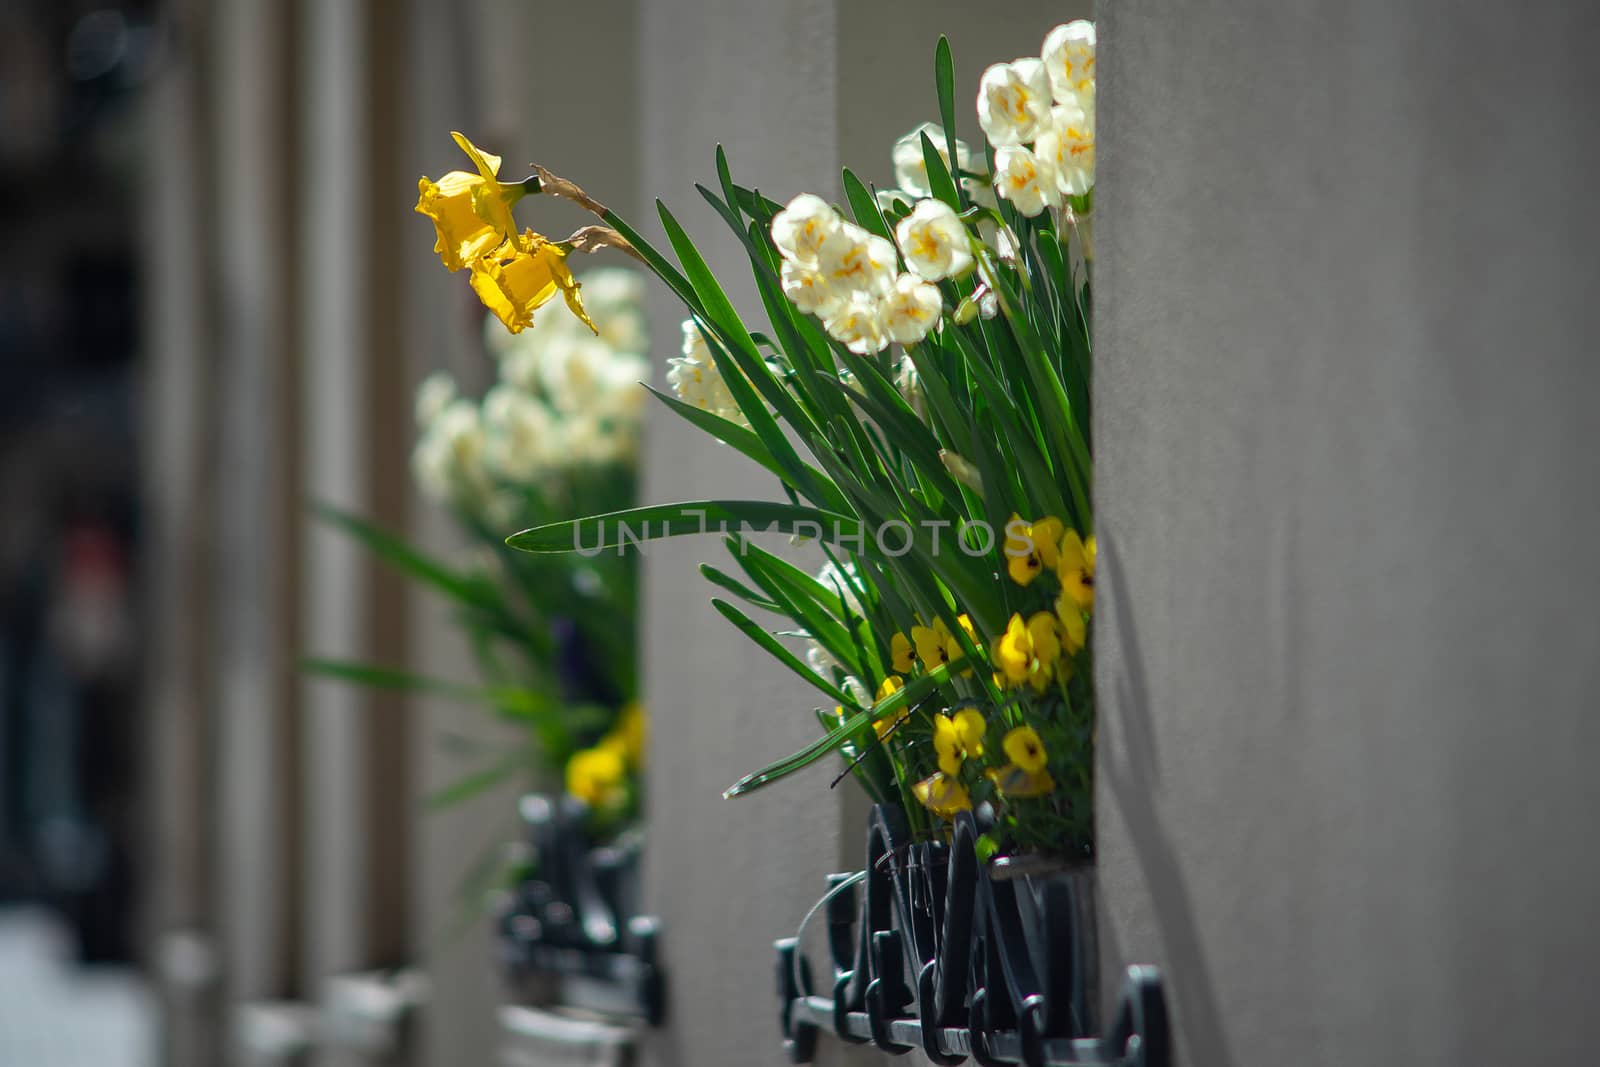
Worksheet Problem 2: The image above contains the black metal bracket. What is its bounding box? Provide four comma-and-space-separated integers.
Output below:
498, 795, 666, 1025
776, 806, 1168, 1067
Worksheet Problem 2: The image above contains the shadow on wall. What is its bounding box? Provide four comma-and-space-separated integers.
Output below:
1099, 531, 1235, 1067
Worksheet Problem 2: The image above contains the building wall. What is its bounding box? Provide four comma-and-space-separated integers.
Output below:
1094, 4, 1600, 1065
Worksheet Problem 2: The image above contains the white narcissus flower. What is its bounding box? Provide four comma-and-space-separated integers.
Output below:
817, 224, 897, 297
414, 371, 458, 428
771, 193, 842, 268
1041, 21, 1096, 105
976, 59, 1052, 147
537, 335, 615, 415
993, 145, 1058, 217
413, 397, 489, 503
823, 293, 891, 356
667, 319, 746, 425
781, 259, 845, 317
894, 353, 926, 419
1034, 100, 1095, 198
881, 273, 943, 345
892, 122, 973, 198
816, 559, 865, 618
895, 199, 974, 282
482, 384, 556, 483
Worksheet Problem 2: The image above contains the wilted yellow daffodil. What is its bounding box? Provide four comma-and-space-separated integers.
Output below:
1056, 529, 1096, 612
890, 632, 917, 674
913, 772, 972, 820
1004, 514, 1064, 587
932, 708, 986, 776
469, 231, 597, 336
566, 745, 627, 809
1002, 725, 1049, 774
986, 762, 1056, 797
415, 132, 528, 272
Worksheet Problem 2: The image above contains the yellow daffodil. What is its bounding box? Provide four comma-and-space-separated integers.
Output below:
932, 707, 987, 776
415, 132, 528, 272
890, 632, 917, 673
1002, 725, 1048, 773
986, 763, 1056, 797
566, 745, 627, 809
1004, 514, 1064, 587
469, 231, 597, 336
1057, 529, 1096, 612
912, 772, 972, 820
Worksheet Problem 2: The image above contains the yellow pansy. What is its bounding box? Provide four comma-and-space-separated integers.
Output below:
986, 763, 1056, 797
890, 632, 917, 673
932, 707, 987, 776
912, 772, 972, 820
601, 702, 645, 767
415, 132, 528, 272
566, 745, 627, 809
992, 612, 1063, 692
469, 231, 597, 336
871, 676, 905, 739
1002, 725, 1048, 773
911, 619, 951, 670
1054, 601, 1087, 659
1057, 530, 1096, 612
1004, 514, 1064, 587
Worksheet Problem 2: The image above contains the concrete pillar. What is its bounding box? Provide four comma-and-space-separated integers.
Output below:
297, 3, 412, 1064
1095, 4, 1600, 1065
138, 0, 223, 1060
211, 0, 303, 1046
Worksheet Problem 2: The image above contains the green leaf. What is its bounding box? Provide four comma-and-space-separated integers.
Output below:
920, 131, 962, 211
841, 168, 894, 242
507, 500, 862, 554
299, 657, 550, 717
423, 750, 530, 810
723, 657, 967, 798
312, 501, 501, 615
712, 598, 862, 710
700, 562, 782, 612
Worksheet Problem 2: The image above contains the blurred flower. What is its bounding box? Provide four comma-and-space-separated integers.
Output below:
771, 193, 842, 268
667, 319, 746, 424
602, 702, 646, 767
412, 398, 489, 504
822, 292, 890, 356
816, 559, 865, 618
1041, 20, 1096, 104
1002, 725, 1049, 773
566, 745, 627, 809
470, 232, 596, 336
1035, 100, 1095, 198
986, 762, 1056, 797
894, 354, 925, 418
976, 59, 1052, 147
414, 371, 458, 428
892, 122, 972, 198
781, 259, 845, 317
817, 224, 897, 297
481, 384, 556, 483
895, 199, 973, 282
913, 772, 971, 819
993, 146, 1058, 218
579, 268, 650, 352
415, 131, 526, 272
881, 273, 943, 345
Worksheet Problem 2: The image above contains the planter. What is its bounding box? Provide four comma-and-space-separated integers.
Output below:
497, 794, 665, 1024
775, 804, 1168, 1067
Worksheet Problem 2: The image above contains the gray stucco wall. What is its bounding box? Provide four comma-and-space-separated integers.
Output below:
1095, 4, 1600, 1065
